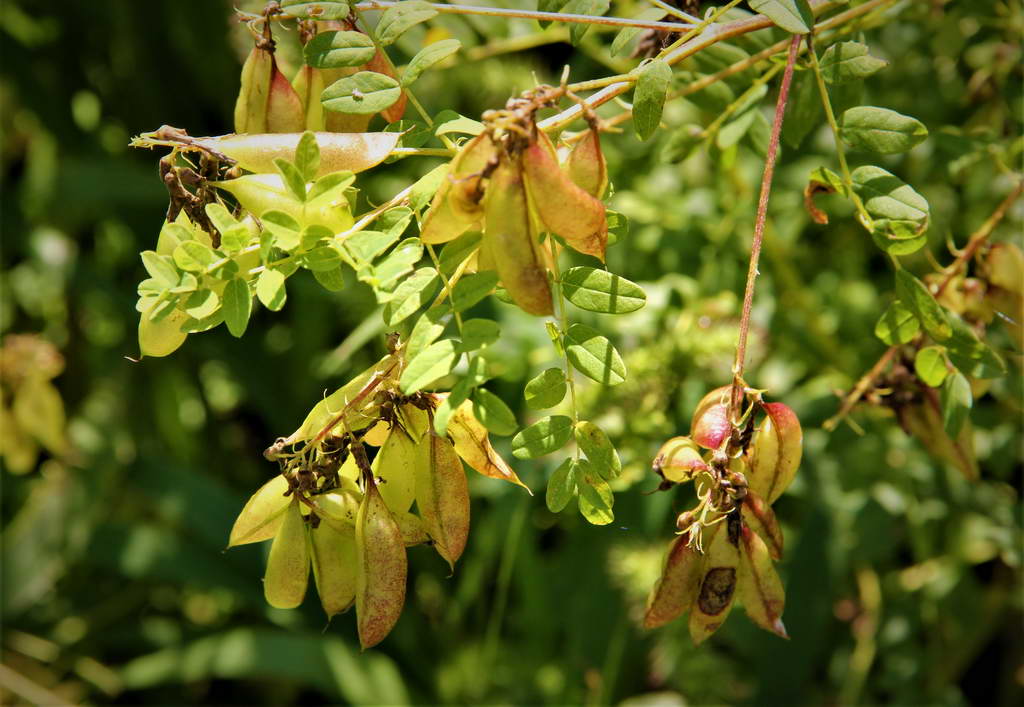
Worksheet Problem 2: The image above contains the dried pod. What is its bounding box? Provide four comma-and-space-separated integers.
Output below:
196, 131, 399, 177
235, 38, 305, 134
566, 128, 608, 199
521, 138, 607, 261
737, 524, 788, 639
421, 133, 497, 244
415, 431, 471, 569
747, 403, 802, 503
653, 435, 708, 484
688, 524, 738, 645
643, 531, 705, 629
228, 474, 292, 547
263, 498, 310, 609
310, 521, 358, 618
740, 490, 784, 560
355, 478, 407, 649
483, 157, 553, 316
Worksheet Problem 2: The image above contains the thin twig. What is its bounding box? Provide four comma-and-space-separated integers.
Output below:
729, 34, 801, 415
823, 345, 898, 431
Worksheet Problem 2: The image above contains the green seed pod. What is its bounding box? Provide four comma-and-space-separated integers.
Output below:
310, 521, 357, 619
263, 498, 310, 609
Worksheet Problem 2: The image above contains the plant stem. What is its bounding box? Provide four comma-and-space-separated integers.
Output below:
352, 1, 695, 32
425, 243, 464, 332
730, 34, 801, 413
549, 242, 581, 433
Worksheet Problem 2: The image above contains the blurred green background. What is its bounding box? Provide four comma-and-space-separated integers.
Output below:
1, 1, 1021, 705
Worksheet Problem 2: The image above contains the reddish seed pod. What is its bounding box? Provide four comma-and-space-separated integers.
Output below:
692, 403, 731, 450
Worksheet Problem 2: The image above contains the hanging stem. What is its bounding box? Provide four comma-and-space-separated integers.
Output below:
729, 34, 801, 415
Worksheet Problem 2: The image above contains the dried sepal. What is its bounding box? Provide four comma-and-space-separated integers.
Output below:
737, 524, 788, 639
355, 478, 407, 649
263, 498, 310, 609
643, 531, 705, 629
228, 474, 292, 547
747, 402, 802, 503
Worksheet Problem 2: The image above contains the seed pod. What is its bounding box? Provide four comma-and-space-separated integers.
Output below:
985, 242, 1024, 295
747, 403, 802, 504
393, 510, 430, 546
138, 307, 189, 358
355, 477, 407, 649
212, 173, 354, 233
284, 353, 401, 446
228, 474, 292, 547
652, 436, 708, 484
688, 523, 739, 645
191, 132, 399, 177
740, 490, 783, 560
483, 157, 553, 316
692, 403, 731, 450
415, 431, 470, 569
737, 524, 788, 639
263, 498, 310, 609
362, 420, 391, 446
566, 128, 607, 199
311, 482, 362, 533
235, 39, 305, 134
309, 521, 358, 618
521, 138, 607, 261
420, 134, 496, 244
446, 398, 529, 490
643, 531, 705, 629
292, 65, 326, 132
371, 425, 418, 514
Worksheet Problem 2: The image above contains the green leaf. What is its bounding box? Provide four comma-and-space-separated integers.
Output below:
314, 267, 346, 292
459, 318, 500, 352
606, 211, 628, 247
841, 106, 929, 154
205, 202, 239, 234
451, 271, 498, 312
301, 224, 333, 252
322, 71, 401, 115
748, 0, 814, 34
304, 30, 376, 69
945, 315, 1007, 379
633, 59, 672, 141
274, 158, 307, 202
307, 170, 355, 202
303, 244, 344, 272
564, 324, 627, 386
471, 389, 517, 436
382, 267, 440, 326
819, 41, 888, 84
782, 72, 823, 149
717, 106, 758, 150
438, 232, 482, 276
184, 288, 220, 320
407, 305, 448, 359
561, 267, 646, 314
257, 268, 287, 311
173, 241, 218, 273
220, 224, 251, 254
434, 115, 486, 137
941, 369, 972, 437
379, 206, 414, 240
343, 230, 396, 264
402, 39, 461, 87
141, 251, 179, 288
577, 462, 614, 525
281, 1, 350, 20
611, 8, 666, 57
375, 1, 437, 46
662, 124, 705, 164
574, 421, 620, 480
895, 270, 951, 341
511, 415, 574, 459
409, 163, 450, 212
399, 339, 459, 394
222, 277, 252, 337
561, 0, 610, 45
545, 458, 576, 513
294, 131, 321, 184
852, 165, 929, 223
372, 238, 423, 292
915, 346, 949, 387
875, 301, 920, 345
525, 368, 567, 410
262, 211, 303, 252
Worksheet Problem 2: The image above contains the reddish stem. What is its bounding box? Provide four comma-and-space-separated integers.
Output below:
730, 34, 802, 415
